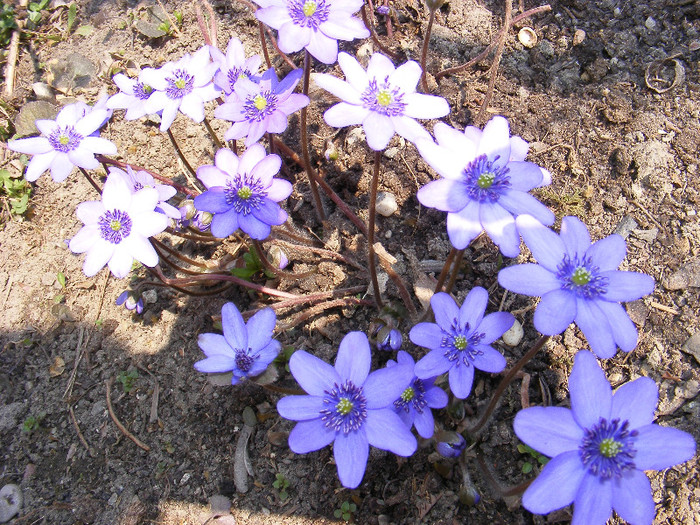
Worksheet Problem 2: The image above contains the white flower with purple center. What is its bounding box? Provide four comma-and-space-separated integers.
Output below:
8, 102, 117, 182
106, 68, 160, 120
410, 288, 514, 399
142, 47, 221, 131
254, 0, 370, 64
194, 144, 292, 240
515, 350, 696, 525
277, 331, 417, 489
215, 68, 309, 146
194, 303, 280, 385
210, 38, 262, 95
314, 52, 450, 150
69, 173, 168, 278
498, 215, 656, 358
416, 116, 554, 256
387, 351, 448, 439
108, 165, 180, 219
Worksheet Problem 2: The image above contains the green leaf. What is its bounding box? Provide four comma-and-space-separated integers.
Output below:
67, 3, 76, 32
57, 272, 66, 288
522, 462, 533, 474
74, 24, 93, 36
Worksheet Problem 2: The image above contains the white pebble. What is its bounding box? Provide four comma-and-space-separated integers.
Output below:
502, 319, 524, 347
375, 192, 398, 217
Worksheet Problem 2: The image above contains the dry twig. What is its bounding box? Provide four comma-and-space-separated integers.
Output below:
105, 378, 151, 452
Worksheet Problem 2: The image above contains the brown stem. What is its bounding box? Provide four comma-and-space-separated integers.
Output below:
106, 378, 150, 451
361, 4, 400, 62
300, 50, 326, 222
467, 335, 550, 435
476, 454, 533, 498
151, 238, 209, 269
165, 227, 217, 243
260, 383, 306, 396
420, 8, 436, 92
277, 297, 373, 330
248, 285, 366, 314
251, 239, 317, 280
167, 128, 197, 178
368, 151, 383, 308
78, 167, 103, 194
445, 248, 466, 293
203, 117, 223, 149
434, 247, 458, 293
476, 0, 512, 124
97, 156, 198, 197
272, 237, 367, 271
258, 22, 272, 69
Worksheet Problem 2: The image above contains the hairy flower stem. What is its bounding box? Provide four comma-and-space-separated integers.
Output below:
260, 383, 306, 396
203, 117, 223, 149
165, 227, 217, 243
467, 334, 550, 435
445, 248, 466, 293
251, 239, 317, 280
361, 3, 400, 62
78, 167, 103, 194
476, 453, 533, 498
167, 128, 197, 178
151, 237, 209, 270
258, 21, 272, 69
420, 7, 436, 92
368, 150, 384, 308
98, 156, 198, 197
476, 0, 512, 124
300, 51, 326, 223
277, 297, 374, 330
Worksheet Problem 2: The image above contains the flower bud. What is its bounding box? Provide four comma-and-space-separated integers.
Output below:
424, 0, 446, 11
179, 199, 197, 221
193, 211, 213, 232
458, 483, 480, 506
377, 327, 402, 351
435, 431, 467, 458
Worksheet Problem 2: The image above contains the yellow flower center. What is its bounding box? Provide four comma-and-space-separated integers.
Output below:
336, 398, 353, 416
237, 186, 253, 200
376, 90, 392, 107
59, 135, 70, 146
572, 267, 592, 286
477, 172, 495, 189
110, 220, 122, 232
175, 79, 186, 89
143, 84, 153, 94
599, 438, 622, 458
454, 336, 467, 350
253, 94, 267, 110
401, 387, 415, 402
302, 0, 317, 17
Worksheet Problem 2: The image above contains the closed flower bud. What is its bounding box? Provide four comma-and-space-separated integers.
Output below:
179, 199, 197, 220
435, 431, 466, 458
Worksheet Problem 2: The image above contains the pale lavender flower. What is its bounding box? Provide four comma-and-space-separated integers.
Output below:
142, 47, 221, 131
410, 288, 514, 399
116, 291, 144, 314
416, 116, 553, 256
108, 166, 180, 219
515, 350, 696, 525
214, 68, 309, 146
210, 37, 262, 95
498, 215, 655, 358
69, 173, 168, 278
8, 102, 117, 182
277, 331, 417, 489
254, 0, 370, 64
194, 303, 280, 385
387, 351, 448, 439
106, 68, 160, 120
314, 52, 450, 150
194, 144, 292, 240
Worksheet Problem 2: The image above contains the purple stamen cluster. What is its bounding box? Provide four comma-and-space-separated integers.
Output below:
133, 82, 154, 100
235, 350, 256, 372
360, 77, 407, 117
394, 378, 427, 414
556, 255, 609, 299
579, 417, 637, 479
320, 380, 368, 434
440, 320, 486, 367
166, 69, 195, 99
287, 0, 330, 29
226, 67, 250, 92
243, 91, 278, 122
224, 175, 267, 215
98, 210, 132, 244
48, 126, 83, 153
463, 154, 511, 203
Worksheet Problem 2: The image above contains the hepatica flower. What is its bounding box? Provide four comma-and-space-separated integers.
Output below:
194, 144, 292, 240
277, 332, 417, 489
416, 116, 553, 256
387, 351, 448, 439
142, 47, 220, 131
215, 68, 309, 146
314, 52, 450, 150
106, 68, 160, 120
194, 303, 280, 384
410, 288, 514, 399
254, 0, 369, 64
108, 166, 180, 219
210, 37, 262, 95
498, 215, 655, 358
8, 102, 116, 182
514, 350, 696, 525
69, 173, 168, 278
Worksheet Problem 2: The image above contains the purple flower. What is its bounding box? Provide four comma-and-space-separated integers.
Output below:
116, 291, 144, 314
194, 145, 292, 240
68, 173, 168, 278
387, 351, 448, 439
194, 303, 281, 385
277, 332, 417, 489
106, 68, 160, 120
210, 38, 262, 95
435, 431, 467, 458
8, 102, 117, 182
254, 0, 370, 64
514, 350, 696, 525
214, 68, 309, 146
314, 52, 450, 150
108, 166, 180, 219
416, 116, 553, 256
376, 327, 403, 351
410, 288, 514, 399
498, 215, 655, 358
141, 47, 220, 131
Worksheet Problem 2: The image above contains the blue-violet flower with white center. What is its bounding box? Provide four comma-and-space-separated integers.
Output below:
387, 351, 448, 439
410, 288, 514, 399
106, 68, 160, 120
194, 302, 280, 384
514, 350, 696, 525
194, 144, 292, 240
416, 116, 554, 256
141, 47, 220, 131
108, 166, 180, 219
277, 331, 417, 489
210, 37, 262, 95
215, 68, 309, 146
8, 102, 117, 182
498, 215, 656, 358
68, 173, 168, 278
254, 0, 370, 64
314, 52, 450, 150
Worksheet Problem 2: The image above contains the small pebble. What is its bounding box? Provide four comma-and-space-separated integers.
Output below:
501, 319, 524, 347
384, 147, 399, 159
573, 29, 586, 46
644, 17, 657, 30
141, 289, 158, 304
375, 192, 398, 217
518, 27, 537, 48
0, 484, 21, 523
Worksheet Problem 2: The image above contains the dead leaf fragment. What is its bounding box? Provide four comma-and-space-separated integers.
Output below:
49, 356, 65, 377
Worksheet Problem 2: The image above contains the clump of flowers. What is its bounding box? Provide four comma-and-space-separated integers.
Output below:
416, 116, 553, 256
277, 331, 417, 488
8, 102, 116, 182
108, 165, 180, 219
514, 350, 696, 524
410, 288, 514, 399
106, 68, 160, 120
498, 215, 655, 358
210, 37, 262, 95
194, 303, 281, 384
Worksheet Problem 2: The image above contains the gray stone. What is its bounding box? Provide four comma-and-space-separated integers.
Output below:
0, 402, 24, 431
613, 215, 638, 239
46, 54, 97, 93
681, 332, 700, 366
0, 484, 22, 523
631, 227, 659, 243
209, 495, 231, 516
14, 101, 58, 137
664, 258, 700, 290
